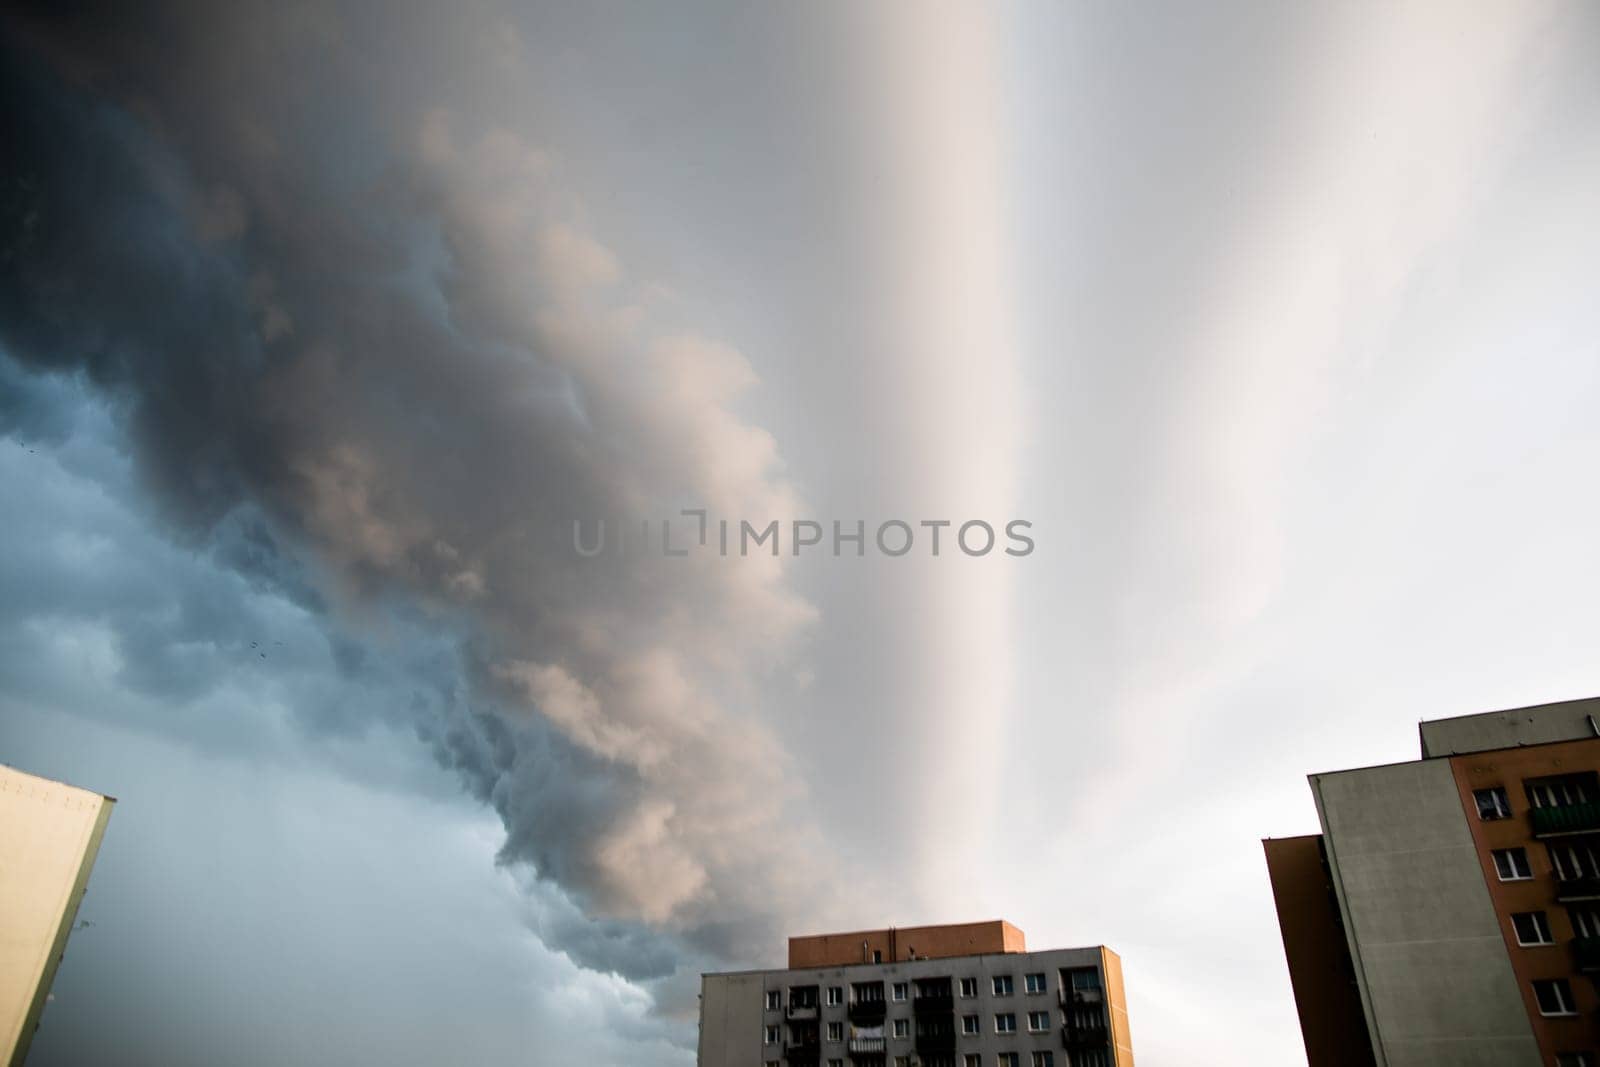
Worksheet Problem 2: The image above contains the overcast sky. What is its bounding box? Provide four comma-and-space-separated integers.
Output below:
4, 2, 1600, 1065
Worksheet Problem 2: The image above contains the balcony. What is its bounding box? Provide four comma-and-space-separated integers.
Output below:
1531, 802, 1600, 838
847, 1037, 887, 1055
1062, 1022, 1110, 1050
786, 1015, 820, 1063
1574, 936, 1600, 972
1556, 877, 1600, 903
912, 991, 955, 1013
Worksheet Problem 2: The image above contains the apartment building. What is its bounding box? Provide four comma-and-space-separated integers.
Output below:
0, 764, 115, 1067
1264, 696, 1600, 1067
697, 920, 1133, 1067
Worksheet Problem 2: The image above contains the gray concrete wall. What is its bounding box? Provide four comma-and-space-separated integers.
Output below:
699, 971, 765, 1066
700, 946, 1108, 1067
1311, 759, 1539, 1067
1419, 696, 1600, 757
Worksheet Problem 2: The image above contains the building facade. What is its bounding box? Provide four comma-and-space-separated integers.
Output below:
1264, 696, 1600, 1067
698, 921, 1133, 1067
0, 764, 114, 1067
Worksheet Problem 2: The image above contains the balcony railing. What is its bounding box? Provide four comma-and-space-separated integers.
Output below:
1531, 802, 1600, 837
786, 1002, 820, 1019
1574, 936, 1600, 972
1062, 1022, 1110, 1049
847, 999, 887, 1022
912, 991, 955, 1012
914, 1032, 958, 1055
1556, 877, 1600, 903
1059, 986, 1105, 1006
847, 1037, 887, 1054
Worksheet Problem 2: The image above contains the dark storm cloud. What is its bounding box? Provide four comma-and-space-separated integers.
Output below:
0, 0, 830, 989
0, 371, 692, 999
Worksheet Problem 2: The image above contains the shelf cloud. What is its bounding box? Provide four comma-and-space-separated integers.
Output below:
0, 0, 837, 996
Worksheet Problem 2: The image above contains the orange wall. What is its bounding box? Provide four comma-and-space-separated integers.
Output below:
1449, 738, 1600, 1063
788, 920, 1024, 968
1099, 945, 1136, 1067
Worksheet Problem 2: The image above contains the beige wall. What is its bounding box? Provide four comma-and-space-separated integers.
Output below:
0, 765, 114, 1067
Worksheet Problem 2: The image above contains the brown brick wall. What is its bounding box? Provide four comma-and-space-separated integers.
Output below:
1450, 738, 1600, 1064
1262, 834, 1376, 1067
787, 920, 1025, 968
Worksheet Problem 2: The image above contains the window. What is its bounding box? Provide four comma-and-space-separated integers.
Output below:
1534, 978, 1579, 1016
892, 982, 908, 1002
995, 1012, 1017, 1033
765, 1024, 780, 1044
1551, 842, 1600, 881
826, 1021, 843, 1042
766, 1061, 779, 1067
997, 1055, 1019, 1067
1474, 786, 1511, 820
1512, 911, 1554, 946
962, 1014, 979, 1035
854, 981, 885, 1004
827, 986, 843, 1006
1063, 968, 1102, 996
1573, 905, 1600, 938
1065, 1004, 1104, 1032
828, 1060, 844, 1067
1024, 972, 1046, 995
766, 990, 781, 1011
873, 950, 883, 963
959, 976, 978, 998
992, 975, 1014, 996
1529, 775, 1592, 808
893, 1018, 910, 1038
894, 1058, 910, 1067
1031, 1054, 1055, 1067
1493, 847, 1533, 881
1027, 1011, 1050, 1032
965, 1056, 982, 1067
1556, 1055, 1595, 1067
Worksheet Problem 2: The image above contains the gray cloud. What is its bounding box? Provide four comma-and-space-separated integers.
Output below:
1, 0, 838, 996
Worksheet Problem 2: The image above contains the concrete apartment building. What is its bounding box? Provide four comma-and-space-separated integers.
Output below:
1264, 696, 1600, 1067
697, 920, 1133, 1067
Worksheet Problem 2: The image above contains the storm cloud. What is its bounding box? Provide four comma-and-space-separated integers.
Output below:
13, 5, 1600, 1065
1, 0, 839, 990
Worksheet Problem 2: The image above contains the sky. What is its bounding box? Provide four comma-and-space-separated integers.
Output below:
3, 2, 1600, 1064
